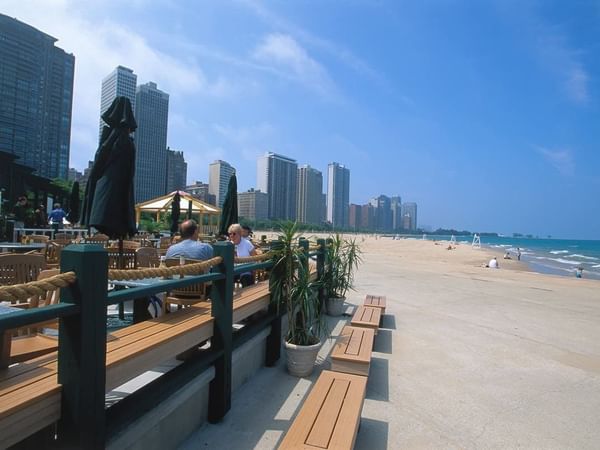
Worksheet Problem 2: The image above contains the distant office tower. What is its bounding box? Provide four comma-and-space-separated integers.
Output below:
297, 165, 323, 224
349, 204, 361, 230
165, 147, 187, 193
238, 189, 268, 221
134, 82, 169, 202
99, 66, 137, 141
370, 195, 392, 232
401, 202, 418, 231
391, 196, 402, 230
0, 14, 74, 179
209, 160, 235, 208
327, 163, 350, 228
67, 168, 83, 182
257, 152, 298, 220
185, 181, 215, 205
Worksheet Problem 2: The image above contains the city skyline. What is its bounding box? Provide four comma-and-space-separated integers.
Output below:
3, 2, 598, 239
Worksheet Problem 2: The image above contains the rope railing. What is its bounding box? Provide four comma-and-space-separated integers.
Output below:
233, 252, 273, 264
107, 256, 223, 281
0, 271, 77, 302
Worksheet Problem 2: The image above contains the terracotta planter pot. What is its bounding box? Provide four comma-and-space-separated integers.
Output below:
284, 340, 321, 377
326, 296, 346, 316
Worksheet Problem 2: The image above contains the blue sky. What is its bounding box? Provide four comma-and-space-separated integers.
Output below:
4, 1, 599, 239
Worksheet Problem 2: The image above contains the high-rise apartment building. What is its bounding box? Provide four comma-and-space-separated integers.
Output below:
185, 181, 215, 205
326, 162, 350, 228
209, 160, 235, 208
0, 14, 74, 179
349, 204, 361, 230
134, 82, 169, 202
99, 66, 137, 141
257, 152, 298, 220
297, 165, 323, 225
370, 194, 392, 232
165, 147, 187, 193
401, 202, 418, 231
238, 189, 268, 221
391, 196, 402, 231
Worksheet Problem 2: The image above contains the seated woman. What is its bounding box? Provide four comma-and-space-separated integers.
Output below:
228, 223, 257, 287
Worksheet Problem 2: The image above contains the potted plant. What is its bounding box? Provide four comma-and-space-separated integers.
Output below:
271, 221, 325, 377
323, 234, 362, 316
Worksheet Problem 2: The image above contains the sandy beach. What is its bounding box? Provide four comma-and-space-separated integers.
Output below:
181, 236, 600, 449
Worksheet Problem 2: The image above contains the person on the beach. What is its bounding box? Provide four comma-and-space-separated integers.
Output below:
575, 267, 583, 278
488, 257, 499, 269
517, 248, 521, 261
166, 219, 213, 260
504, 251, 511, 259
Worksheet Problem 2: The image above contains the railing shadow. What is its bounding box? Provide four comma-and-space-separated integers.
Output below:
373, 328, 393, 354
366, 356, 389, 402
355, 418, 389, 450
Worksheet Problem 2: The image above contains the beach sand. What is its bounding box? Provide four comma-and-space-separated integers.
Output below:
181, 236, 600, 449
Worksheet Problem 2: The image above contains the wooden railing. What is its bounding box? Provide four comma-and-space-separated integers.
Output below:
0, 237, 326, 448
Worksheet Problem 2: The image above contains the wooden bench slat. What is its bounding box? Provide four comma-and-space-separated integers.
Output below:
279, 370, 367, 450
305, 378, 350, 448
364, 294, 386, 313
331, 326, 374, 377
10, 334, 58, 364
350, 305, 381, 335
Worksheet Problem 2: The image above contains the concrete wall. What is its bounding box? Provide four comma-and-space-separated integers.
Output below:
107, 327, 272, 450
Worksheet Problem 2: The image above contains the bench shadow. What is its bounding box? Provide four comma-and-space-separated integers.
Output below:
380, 314, 396, 330
355, 418, 389, 450
366, 357, 389, 402
373, 329, 392, 354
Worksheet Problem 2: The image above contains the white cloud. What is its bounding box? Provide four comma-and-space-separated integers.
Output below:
535, 146, 575, 176
252, 33, 335, 96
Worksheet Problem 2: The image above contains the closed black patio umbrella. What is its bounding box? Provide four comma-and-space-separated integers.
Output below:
218, 173, 238, 238
81, 96, 137, 240
170, 192, 181, 235
67, 181, 80, 225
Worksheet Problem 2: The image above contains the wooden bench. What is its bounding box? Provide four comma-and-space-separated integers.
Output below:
363, 294, 386, 314
0, 353, 61, 449
330, 326, 375, 377
350, 305, 381, 335
279, 370, 367, 449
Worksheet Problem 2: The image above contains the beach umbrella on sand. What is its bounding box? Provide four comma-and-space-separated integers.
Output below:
218, 173, 238, 238
170, 192, 181, 235
67, 181, 80, 225
82, 96, 137, 267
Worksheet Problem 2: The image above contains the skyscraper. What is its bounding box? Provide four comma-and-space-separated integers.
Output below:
391, 196, 402, 231
165, 147, 187, 193
297, 165, 323, 225
209, 160, 235, 208
327, 162, 350, 228
99, 66, 137, 141
134, 82, 169, 202
0, 14, 74, 179
185, 181, 214, 205
370, 194, 392, 232
401, 202, 418, 231
257, 152, 298, 221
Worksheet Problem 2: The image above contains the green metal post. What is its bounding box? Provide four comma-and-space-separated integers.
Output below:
57, 244, 108, 449
316, 238, 326, 309
299, 238, 309, 272
265, 239, 282, 366
208, 241, 234, 423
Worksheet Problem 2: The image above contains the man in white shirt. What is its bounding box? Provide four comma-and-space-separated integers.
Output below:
228, 223, 256, 286
488, 257, 499, 269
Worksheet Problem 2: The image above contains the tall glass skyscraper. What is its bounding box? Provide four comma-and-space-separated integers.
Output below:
209, 160, 235, 208
257, 152, 297, 221
98, 66, 137, 141
327, 162, 350, 228
134, 82, 169, 202
297, 165, 323, 225
0, 14, 74, 179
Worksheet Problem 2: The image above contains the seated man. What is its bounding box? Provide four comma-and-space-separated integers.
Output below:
228, 223, 257, 287
166, 219, 213, 260
488, 257, 499, 269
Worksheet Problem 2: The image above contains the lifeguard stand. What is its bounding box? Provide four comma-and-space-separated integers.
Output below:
472, 234, 481, 249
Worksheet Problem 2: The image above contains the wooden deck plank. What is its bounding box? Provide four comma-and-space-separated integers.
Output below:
364, 294, 386, 313
305, 378, 350, 448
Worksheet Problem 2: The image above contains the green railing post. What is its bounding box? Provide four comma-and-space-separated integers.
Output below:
316, 238, 326, 309
265, 239, 282, 366
57, 244, 108, 449
208, 241, 234, 423
299, 238, 309, 272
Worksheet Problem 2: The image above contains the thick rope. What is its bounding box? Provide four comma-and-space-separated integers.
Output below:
234, 252, 273, 264
108, 256, 222, 281
0, 272, 76, 302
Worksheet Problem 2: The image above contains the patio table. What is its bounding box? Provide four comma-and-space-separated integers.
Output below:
0, 242, 47, 253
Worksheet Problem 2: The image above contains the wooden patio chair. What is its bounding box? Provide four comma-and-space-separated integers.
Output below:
23, 234, 50, 244
107, 247, 137, 270
84, 233, 109, 246
45, 241, 65, 269
0, 254, 47, 289
136, 247, 159, 268
164, 258, 209, 312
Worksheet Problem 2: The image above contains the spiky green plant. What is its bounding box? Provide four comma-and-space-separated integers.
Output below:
270, 221, 324, 345
322, 234, 362, 299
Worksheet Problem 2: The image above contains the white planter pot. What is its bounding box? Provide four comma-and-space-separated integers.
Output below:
326, 296, 346, 316
284, 340, 321, 377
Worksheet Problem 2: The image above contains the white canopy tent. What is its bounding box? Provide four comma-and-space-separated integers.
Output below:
135, 190, 221, 235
